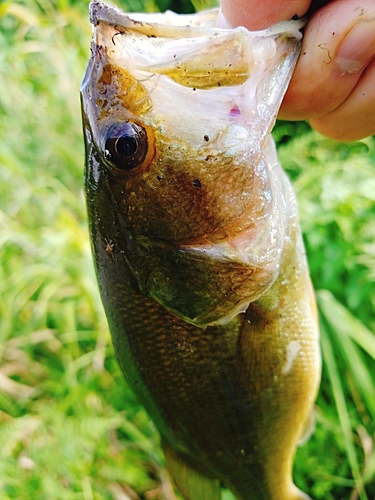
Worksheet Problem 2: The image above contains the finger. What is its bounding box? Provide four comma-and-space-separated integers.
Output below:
309, 56, 375, 140
219, 0, 312, 30
279, 0, 375, 122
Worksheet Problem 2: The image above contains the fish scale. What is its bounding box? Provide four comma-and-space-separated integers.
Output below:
81, 3, 320, 499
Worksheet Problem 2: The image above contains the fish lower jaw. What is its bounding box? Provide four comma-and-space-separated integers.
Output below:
179, 217, 284, 269
126, 230, 281, 327
197, 298, 251, 327
168, 241, 281, 327
180, 239, 282, 271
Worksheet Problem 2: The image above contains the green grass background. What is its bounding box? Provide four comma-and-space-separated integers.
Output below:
0, 1, 375, 499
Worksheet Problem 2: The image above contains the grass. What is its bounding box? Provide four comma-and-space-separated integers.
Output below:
0, 1, 374, 499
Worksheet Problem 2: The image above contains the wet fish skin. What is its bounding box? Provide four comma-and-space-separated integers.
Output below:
82, 3, 320, 499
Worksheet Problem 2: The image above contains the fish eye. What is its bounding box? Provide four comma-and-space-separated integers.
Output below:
104, 122, 148, 172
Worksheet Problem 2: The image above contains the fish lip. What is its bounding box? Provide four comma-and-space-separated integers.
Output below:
89, 1, 219, 32
89, 0, 130, 27
89, 1, 306, 34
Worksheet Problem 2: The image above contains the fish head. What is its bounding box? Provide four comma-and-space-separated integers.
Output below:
81, 1, 303, 327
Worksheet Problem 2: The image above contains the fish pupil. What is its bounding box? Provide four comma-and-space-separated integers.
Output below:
104, 122, 148, 172
116, 135, 137, 157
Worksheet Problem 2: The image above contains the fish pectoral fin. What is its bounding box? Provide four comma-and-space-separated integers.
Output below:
297, 410, 316, 447
163, 443, 221, 500
290, 484, 313, 500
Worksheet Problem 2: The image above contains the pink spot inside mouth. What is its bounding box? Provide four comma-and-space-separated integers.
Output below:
229, 105, 241, 117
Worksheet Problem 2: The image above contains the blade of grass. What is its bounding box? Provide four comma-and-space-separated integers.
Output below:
318, 290, 375, 360
319, 300, 368, 500
318, 290, 375, 421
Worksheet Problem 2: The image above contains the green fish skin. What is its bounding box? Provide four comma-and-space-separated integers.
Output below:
81, 3, 320, 499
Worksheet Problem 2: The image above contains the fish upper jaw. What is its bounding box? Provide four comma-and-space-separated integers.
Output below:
83, 4, 303, 151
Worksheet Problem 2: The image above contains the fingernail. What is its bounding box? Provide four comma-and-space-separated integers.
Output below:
336, 19, 375, 74
217, 9, 233, 28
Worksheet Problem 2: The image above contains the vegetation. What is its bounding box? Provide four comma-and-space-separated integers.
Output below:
0, 1, 374, 499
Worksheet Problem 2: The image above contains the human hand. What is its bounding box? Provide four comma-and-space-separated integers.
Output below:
219, 0, 375, 141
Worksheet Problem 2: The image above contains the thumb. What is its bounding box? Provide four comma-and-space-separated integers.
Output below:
219, 0, 312, 29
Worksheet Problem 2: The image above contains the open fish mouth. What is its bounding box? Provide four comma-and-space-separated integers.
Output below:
82, 2, 304, 327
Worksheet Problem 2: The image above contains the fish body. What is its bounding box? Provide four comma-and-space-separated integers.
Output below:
81, 3, 320, 499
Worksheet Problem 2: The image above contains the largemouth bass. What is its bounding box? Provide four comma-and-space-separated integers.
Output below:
81, 2, 321, 499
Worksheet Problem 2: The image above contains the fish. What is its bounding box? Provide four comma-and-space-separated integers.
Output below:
81, 2, 321, 499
